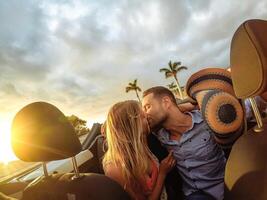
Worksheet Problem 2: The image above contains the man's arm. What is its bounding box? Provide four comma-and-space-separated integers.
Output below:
178, 102, 198, 112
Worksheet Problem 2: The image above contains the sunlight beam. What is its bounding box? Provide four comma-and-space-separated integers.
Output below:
0, 120, 17, 164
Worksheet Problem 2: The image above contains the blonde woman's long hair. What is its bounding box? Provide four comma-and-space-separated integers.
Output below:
103, 100, 153, 193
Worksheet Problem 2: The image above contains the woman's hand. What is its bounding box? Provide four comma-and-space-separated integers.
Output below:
148, 151, 176, 200
159, 151, 176, 175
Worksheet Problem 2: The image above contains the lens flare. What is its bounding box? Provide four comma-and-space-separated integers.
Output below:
0, 121, 17, 164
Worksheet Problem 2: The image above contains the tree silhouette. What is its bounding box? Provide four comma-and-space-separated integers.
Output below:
160, 60, 187, 99
67, 115, 90, 136
126, 79, 142, 102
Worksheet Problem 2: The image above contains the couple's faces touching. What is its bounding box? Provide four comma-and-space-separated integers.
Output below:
140, 110, 150, 135
142, 93, 169, 130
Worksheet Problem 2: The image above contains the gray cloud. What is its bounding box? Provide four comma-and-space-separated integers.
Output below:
0, 0, 267, 126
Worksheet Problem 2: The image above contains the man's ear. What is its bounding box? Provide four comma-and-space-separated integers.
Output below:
162, 96, 171, 108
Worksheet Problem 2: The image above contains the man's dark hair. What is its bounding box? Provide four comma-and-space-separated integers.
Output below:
143, 86, 177, 105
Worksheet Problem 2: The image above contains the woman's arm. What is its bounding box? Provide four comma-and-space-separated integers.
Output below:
148, 152, 176, 200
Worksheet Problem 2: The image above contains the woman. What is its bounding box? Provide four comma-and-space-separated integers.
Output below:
103, 100, 175, 200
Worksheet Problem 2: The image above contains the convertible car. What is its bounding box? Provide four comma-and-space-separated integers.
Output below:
0, 19, 266, 200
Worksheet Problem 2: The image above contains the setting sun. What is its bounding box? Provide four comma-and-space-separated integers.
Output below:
0, 120, 17, 164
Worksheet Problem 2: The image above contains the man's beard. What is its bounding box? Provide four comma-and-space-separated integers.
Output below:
148, 115, 167, 132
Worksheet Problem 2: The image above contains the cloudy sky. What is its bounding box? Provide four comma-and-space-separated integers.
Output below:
0, 0, 267, 144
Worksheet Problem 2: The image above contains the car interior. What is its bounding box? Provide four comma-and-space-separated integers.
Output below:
224, 19, 267, 200
0, 102, 130, 200
0, 19, 266, 200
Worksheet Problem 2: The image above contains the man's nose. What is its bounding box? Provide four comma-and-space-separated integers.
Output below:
142, 108, 148, 114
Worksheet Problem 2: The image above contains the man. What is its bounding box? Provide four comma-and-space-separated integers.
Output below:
142, 86, 226, 200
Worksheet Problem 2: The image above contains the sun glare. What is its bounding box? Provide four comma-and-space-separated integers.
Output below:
0, 121, 17, 164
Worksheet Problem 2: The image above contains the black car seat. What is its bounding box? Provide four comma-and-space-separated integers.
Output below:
224, 19, 267, 200
11, 102, 130, 200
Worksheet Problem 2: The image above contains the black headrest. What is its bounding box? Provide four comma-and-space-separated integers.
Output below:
22, 173, 131, 200
11, 102, 82, 162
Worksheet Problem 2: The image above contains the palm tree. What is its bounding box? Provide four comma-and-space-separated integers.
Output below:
160, 60, 187, 99
167, 82, 186, 99
126, 79, 142, 102
167, 82, 179, 96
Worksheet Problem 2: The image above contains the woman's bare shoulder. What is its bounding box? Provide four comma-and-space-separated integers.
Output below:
104, 162, 120, 174
104, 162, 125, 187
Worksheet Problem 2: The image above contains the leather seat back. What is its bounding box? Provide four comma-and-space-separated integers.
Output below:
22, 173, 131, 200
225, 19, 267, 200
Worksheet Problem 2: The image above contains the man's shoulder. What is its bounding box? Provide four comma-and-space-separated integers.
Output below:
189, 109, 202, 116
187, 110, 203, 124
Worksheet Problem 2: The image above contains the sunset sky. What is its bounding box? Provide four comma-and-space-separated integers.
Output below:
0, 0, 267, 162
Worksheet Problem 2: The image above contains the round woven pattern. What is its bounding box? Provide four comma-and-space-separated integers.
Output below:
195, 90, 209, 108
213, 125, 244, 147
186, 68, 234, 99
200, 91, 244, 134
